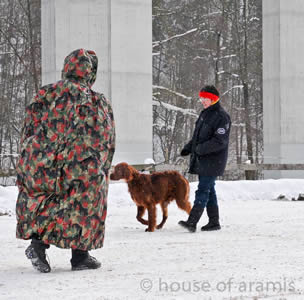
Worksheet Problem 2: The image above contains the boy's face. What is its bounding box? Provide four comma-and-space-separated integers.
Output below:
201, 98, 212, 109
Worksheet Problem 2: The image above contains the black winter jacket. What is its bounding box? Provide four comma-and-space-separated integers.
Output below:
182, 102, 231, 176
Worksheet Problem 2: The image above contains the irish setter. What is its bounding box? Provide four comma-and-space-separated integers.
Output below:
110, 162, 191, 232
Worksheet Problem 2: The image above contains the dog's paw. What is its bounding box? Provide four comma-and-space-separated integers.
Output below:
156, 225, 163, 230
145, 228, 154, 232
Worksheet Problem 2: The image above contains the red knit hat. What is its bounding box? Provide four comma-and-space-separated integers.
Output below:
199, 85, 220, 103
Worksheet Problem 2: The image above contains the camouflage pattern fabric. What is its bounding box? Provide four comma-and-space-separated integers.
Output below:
16, 49, 115, 251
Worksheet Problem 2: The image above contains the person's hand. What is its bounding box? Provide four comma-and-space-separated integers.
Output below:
180, 148, 191, 156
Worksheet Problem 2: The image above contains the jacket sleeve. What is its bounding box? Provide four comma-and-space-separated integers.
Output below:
182, 140, 193, 152
195, 115, 230, 156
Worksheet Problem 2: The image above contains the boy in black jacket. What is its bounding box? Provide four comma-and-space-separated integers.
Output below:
178, 85, 231, 232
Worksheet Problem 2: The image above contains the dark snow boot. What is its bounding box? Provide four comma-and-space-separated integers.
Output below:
25, 238, 51, 273
178, 204, 204, 232
71, 249, 101, 271
201, 205, 221, 231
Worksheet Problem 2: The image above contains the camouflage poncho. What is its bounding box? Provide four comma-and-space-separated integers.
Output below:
16, 49, 115, 250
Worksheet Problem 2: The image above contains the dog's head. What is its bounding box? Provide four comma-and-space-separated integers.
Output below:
110, 162, 133, 181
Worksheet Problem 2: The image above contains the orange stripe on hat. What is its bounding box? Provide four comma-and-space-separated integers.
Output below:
199, 91, 219, 102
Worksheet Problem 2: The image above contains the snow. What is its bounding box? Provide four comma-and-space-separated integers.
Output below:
144, 158, 155, 165
1, 179, 304, 299
0, 185, 17, 215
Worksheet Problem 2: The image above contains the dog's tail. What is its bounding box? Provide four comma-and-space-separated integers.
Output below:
172, 172, 192, 214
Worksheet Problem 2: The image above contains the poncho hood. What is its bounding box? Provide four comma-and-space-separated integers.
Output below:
61, 48, 98, 87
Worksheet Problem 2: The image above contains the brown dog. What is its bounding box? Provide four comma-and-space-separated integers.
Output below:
110, 162, 192, 232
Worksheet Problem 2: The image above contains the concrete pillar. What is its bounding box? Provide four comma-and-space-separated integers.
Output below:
41, 0, 152, 165
263, 0, 304, 178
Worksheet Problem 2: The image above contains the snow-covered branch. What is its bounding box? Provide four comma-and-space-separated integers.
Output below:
214, 54, 237, 61
0, 154, 19, 157
217, 71, 240, 78
193, 56, 209, 61
222, 85, 244, 97
0, 52, 14, 55
232, 122, 245, 127
153, 28, 198, 48
153, 85, 192, 100
153, 99, 198, 117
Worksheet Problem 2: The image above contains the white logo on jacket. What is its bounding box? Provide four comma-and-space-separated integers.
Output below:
217, 128, 226, 134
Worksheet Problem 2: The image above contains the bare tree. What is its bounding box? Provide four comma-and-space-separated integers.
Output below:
0, 0, 41, 183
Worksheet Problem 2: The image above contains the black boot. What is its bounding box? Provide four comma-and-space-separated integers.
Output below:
201, 205, 221, 231
25, 238, 51, 273
71, 249, 101, 271
178, 204, 204, 232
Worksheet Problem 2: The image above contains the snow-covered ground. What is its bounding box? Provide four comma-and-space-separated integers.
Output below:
1, 179, 304, 300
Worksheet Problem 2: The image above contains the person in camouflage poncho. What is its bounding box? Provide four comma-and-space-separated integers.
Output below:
16, 49, 115, 272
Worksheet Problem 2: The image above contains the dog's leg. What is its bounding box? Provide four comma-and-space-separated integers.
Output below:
145, 204, 156, 232
136, 206, 149, 225
156, 202, 168, 229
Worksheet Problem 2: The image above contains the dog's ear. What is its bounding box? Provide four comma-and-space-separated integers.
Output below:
110, 165, 117, 180
120, 164, 132, 181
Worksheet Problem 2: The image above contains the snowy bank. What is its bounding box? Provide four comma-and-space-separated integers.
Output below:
1, 179, 304, 215
214, 178, 304, 202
